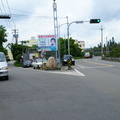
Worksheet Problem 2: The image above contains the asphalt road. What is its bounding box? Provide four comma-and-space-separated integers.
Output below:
0, 57, 120, 120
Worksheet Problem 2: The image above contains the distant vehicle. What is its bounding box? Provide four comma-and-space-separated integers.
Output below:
62, 55, 75, 66
32, 58, 47, 69
0, 52, 9, 80
84, 51, 93, 58
23, 60, 32, 68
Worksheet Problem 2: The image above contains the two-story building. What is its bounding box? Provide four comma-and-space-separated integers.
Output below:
75, 40, 85, 51
25, 37, 38, 47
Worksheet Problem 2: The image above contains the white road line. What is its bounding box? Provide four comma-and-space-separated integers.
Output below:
39, 69, 85, 77
76, 64, 85, 68
74, 69, 85, 76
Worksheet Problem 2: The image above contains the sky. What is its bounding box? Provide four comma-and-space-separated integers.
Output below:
1, 0, 120, 48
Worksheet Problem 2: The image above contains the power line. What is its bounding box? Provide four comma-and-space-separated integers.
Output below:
0, 0, 7, 14
0, 7, 12, 29
5, 0, 16, 28
0, 0, 13, 28
0, 4, 66, 20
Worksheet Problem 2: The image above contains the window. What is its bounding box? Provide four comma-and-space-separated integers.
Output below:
0, 54, 6, 62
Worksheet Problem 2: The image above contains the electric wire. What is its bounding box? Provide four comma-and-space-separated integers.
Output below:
0, 7, 12, 29
0, 0, 13, 29
0, 4, 66, 20
5, 0, 16, 28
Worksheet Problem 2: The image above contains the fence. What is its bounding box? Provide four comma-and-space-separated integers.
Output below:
102, 57, 120, 62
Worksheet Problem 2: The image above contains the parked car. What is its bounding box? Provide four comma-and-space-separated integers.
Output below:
0, 52, 9, 80
62, 55, 75, 66
23, 60, 32, 68
32, 58, 47, 69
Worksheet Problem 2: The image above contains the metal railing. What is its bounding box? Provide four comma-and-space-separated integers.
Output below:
102, 57, 120, 62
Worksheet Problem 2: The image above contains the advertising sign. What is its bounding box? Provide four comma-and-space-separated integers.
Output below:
38, 35, 57, 51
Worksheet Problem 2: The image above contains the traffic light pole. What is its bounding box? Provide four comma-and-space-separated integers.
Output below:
67, 21, 88, 55
67, 19, 101, 55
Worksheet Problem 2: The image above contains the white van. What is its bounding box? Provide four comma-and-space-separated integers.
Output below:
0, 52, 9, 80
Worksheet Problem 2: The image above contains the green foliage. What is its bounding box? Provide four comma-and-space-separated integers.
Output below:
8, 43, 29, 60
10, 44, 22, 60
0, 25, 7, 46
16, 54, 22, 63
0, 25, 8, 55
92, 37, 120, 57
0, 46, 8, 55
109, 45, 120, 57
31, 45, 38, 49
59, 37, 83, 58
14, 61, 22, 67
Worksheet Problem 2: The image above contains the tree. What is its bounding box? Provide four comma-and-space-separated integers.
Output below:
59, 37, 83, 58
0, 25, 8, 55
0, 25, 7, 46
109, 45, 120, 57
7, 43, 29, 60
92, 37, 120, 57
0, 46, 7, 55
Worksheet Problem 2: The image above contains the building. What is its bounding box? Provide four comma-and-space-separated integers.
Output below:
7, 50, 13, 60
26, 37, 38, 47
75, 40, 85, 51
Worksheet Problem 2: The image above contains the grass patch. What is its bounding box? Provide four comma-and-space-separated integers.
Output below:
74, 57, 83, 59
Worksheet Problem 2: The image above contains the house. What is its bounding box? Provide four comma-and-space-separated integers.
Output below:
75, 40, 85, 51
26, 37, 38, 47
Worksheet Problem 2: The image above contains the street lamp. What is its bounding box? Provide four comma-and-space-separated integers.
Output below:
58, 23, 67, 38
67, 21, 84, 55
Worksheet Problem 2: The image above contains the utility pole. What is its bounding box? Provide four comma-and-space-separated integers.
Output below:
106, 37, 109, 55
100, 26, 104, 57
53, 0, 60, 68
53, 0, 58, 58
12, 29, 19, 44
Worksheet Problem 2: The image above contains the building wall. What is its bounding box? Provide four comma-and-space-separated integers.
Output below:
7, 50, 13, 60
75, 40, 85, 51
26, 37, 38, 47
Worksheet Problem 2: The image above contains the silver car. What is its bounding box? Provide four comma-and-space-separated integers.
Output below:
32, 58, 47, 69
0, 52, 9, 80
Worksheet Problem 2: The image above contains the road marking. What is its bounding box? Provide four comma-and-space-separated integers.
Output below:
40, 69, 85, 77
74, 69, 85, 76
76, 64, 85, 68
83, 60, 113, 67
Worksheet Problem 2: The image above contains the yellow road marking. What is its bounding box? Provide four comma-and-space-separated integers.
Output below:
83, 60, 113, 67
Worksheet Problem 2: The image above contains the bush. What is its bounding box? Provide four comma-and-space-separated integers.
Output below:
16, 54, 22, 63
110, 46, 120, 57
14, 61, 22, 67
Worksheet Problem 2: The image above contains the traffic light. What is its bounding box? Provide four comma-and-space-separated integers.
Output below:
90, 19, 101, 23
0, 15, 11, 19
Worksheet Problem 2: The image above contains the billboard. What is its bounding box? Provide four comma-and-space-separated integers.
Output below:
38, 35, 57, 51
